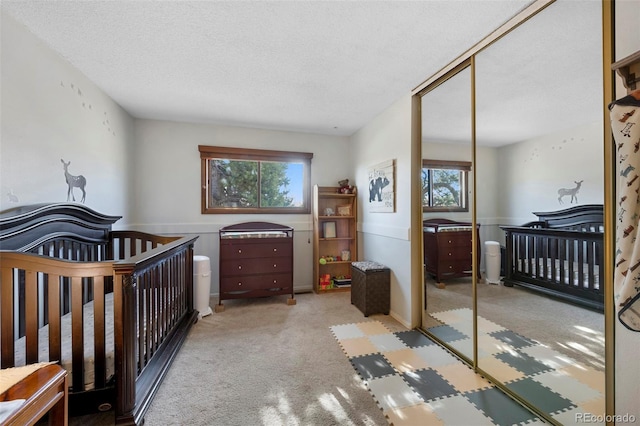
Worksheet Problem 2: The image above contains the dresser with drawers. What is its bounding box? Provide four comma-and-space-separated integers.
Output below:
217, 222, 295, 311
423, 218, 480, 284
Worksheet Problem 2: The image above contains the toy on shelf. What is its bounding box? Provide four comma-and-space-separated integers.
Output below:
320, 274, 333, 290
319, 255, 346, 263
333, 274, 352, 287
337, 179, 356, 194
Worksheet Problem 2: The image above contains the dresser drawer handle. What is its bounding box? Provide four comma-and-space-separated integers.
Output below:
273, 248, 277, 252
273, 264, 277, 268
238, 282, 242, 286
273, 279, 277, 284
238, 249, 242, 254
238, 265, 242, 270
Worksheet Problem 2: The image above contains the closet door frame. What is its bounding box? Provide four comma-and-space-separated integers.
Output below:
411, 0, 615, 422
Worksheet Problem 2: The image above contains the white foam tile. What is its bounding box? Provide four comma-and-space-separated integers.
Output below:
552, 406, 605, 426
367, 374, 424, 411
430, 308, 472, 325
477, 334, 512, 356
330, 323, 365, 340
448, 319, 474, 337
368, 333, 408, 353
476, 316, 506, 334
427, 394, 495, 426
413, 344, 461, 368
519, 345, 577, 370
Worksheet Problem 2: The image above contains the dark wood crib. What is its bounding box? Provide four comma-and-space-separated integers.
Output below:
501, 204, 604, 311
0, 203, 198, 425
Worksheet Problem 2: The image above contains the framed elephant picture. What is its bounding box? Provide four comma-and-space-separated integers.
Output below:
368, 159, 395, 212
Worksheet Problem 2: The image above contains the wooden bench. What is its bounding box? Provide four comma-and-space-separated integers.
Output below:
0, 364, 68, 426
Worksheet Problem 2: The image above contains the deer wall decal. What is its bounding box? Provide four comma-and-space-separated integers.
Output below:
61, 159, 86, 203
557, 180, 583, 204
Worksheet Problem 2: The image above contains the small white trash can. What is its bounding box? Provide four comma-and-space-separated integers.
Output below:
484, 241, 501, 284
193, 255, 213, 317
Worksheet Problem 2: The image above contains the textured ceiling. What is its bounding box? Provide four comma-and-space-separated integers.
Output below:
423, 0, 603, 147
2, 0, 538, 138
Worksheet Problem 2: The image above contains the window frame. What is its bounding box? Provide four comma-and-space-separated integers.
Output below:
199, 145, 313, 214
422, 159, 471, 212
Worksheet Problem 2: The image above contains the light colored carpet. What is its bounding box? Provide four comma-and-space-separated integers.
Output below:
424, 277, 605, 371
71, 291, 404, 425
145, 292, 406, 426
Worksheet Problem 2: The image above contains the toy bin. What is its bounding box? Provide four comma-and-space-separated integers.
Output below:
350, 261, 390, 317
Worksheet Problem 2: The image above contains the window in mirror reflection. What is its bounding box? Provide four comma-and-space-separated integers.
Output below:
422, 159, 470, 212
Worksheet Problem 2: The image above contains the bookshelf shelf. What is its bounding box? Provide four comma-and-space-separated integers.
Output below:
312, 185, 358, 293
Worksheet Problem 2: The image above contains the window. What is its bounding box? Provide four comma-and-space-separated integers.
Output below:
199, 146, 313, 214
422, 159, 471, 212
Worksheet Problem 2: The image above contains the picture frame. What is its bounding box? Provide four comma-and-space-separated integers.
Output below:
337, 204, 352, 216
323, 221, 337, 238
368, 159, 396, 213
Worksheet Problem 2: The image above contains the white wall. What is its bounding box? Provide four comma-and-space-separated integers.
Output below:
0, 13, 134, 221
496, 122, 604, 226
615, 0, 640, 62
350, 94, 415, 328
132, 118, 351, 294
614, 0, 640, 419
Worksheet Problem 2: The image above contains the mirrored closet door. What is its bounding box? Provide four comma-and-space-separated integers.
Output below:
418, 0, 609, 423
420, 65, 475, 362
474, 0, 605, 421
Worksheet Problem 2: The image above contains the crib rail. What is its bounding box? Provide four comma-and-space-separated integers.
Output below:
7, 231, 181, 339
502, 225, 604, 311
0, 234, 197, 424
13, 229, 180, 262
112, 234, 197, 425
109, 231, 179, 260
0, 251, 114, 391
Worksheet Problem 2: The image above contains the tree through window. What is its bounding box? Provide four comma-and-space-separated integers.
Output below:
422, 159, 471, 212
199, 146, 313, 214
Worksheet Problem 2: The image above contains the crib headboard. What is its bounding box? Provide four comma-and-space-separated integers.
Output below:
0, 203, 122, 251
532, 204, 603, 231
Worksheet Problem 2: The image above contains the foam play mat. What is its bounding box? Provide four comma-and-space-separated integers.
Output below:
330, 316, 605, 425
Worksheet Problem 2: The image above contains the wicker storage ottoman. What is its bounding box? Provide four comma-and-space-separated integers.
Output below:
351, 261, 390, 317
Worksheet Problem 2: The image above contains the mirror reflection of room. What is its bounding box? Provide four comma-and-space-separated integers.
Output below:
420, 1, 605, 423
475, 0, 604, 393
421, 65, 476, 362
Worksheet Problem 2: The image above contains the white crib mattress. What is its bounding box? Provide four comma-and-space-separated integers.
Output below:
13, 293, 115, 391
517, 258, 600, 289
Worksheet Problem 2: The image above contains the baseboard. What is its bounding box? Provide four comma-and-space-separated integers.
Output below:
389, 310, 411, 329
